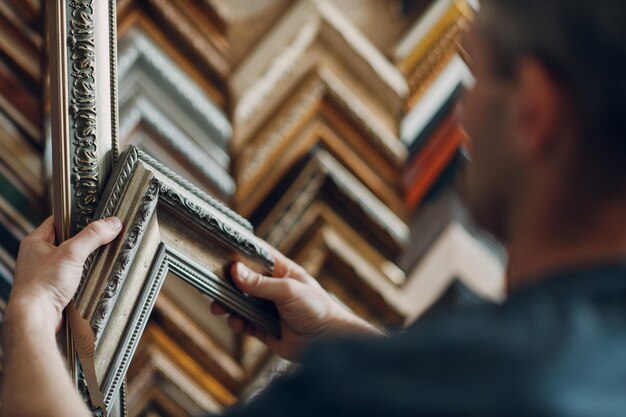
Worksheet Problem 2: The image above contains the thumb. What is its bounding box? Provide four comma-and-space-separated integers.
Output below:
231, 262, 296, 303
59, 217, 123, 264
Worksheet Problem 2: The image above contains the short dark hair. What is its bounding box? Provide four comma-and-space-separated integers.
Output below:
478, 0, 626, 196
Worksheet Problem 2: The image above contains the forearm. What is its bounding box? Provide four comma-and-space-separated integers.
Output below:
2, 298, 90, 417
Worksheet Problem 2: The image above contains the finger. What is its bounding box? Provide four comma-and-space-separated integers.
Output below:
227, 315, 249, 334
228, 315, 269, 343
231, 262, 299, 302
59, 217, 122, 263
226, 316, 261, 341
267, 246, 316, 284
252, 327, 268, 344
27, 216, 56, 244
264, 334, 284, 353
210, 301, 229, 315
225, 314, 270, 345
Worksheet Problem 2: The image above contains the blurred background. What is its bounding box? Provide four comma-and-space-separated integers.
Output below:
0, 0, 506, 415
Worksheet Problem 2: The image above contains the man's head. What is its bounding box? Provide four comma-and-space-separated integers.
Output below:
459, 0, 626, 243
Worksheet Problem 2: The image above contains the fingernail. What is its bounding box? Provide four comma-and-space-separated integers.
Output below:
236, 263, 250, 281
106, 217, 122, 230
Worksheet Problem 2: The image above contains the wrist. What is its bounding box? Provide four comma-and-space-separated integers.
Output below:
5, 292, 60, 334
326, 304, 383, 337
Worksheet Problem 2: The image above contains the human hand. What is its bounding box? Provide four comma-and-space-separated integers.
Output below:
8, 216, 123, 330
211, 247, 381, 361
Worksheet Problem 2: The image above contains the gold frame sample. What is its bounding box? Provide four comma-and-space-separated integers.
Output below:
76, 145, 279, 411
47, 0, 128, 414
48, 0, 119, 239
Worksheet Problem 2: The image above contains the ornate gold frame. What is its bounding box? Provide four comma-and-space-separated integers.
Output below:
47, 1, 278, 415
78, 146, 278, 411
48, 0, 119, 239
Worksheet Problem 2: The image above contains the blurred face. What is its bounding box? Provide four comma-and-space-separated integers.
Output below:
457, 25, 521, 242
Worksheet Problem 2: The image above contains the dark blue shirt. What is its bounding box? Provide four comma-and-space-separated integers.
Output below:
224, 263, 626, 416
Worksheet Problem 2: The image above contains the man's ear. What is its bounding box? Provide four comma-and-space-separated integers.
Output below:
513, 57, 565, 158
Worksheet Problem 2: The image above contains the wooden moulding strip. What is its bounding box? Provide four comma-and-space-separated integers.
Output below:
0, 1, 42, 84
156, 0, 229, 55
47, 0, 72, 242
395, 0, 453, 65
322, 228, 407, 326
397, 0, 473, 74
263, 178, 407, 285
117, 10, 226, 109
405, 21, 467, 111
128, 334, 226, 414
0, 203, 25, 259
300, 221, 503, 327
0, 167, 42, 231
288, 221, 404, 327
403, 117, 466, 210
320, 101, 401, 186
140, 324, 237, 407
403, 222, 504, 324
403, 111, 455, 187
0, 244, 15, 300
0, 172, 40, 233
6, 0, 41, 27
400, 55, 469, 149
236, 116, 406, 221
318, 65, 404, 162
233, 75, 323, 212
0, 60, 42, 143
146, 0, 230, 77
234, 72, 407, 216
152, 293, 245, 392
231, 0, 408, 145
0, 112, 43, 198
316, 0, 408, 109
315, 122, 406, 217
235, 121, 320, 218
318, 206, 407, 286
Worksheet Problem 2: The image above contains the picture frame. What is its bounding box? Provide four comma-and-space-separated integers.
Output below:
46, 2, 279, 414
75, 145, 280, 412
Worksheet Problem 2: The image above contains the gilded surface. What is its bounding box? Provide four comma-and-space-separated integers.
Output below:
68, 0, 99, 230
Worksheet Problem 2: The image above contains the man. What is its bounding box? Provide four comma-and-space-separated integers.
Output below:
4, 0, 626, 415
